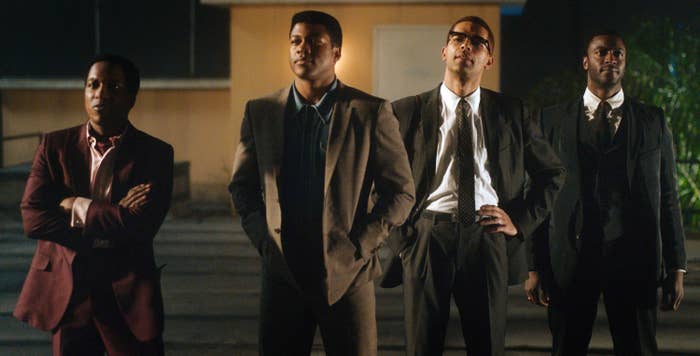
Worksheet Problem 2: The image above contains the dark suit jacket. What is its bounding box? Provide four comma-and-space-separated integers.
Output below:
14, 123, 173, 341
533, 97, 687, 290
381, 85, 566, 287
229, 81, 415, 305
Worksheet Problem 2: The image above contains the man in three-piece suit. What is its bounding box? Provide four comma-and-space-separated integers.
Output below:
228, 11, 414, 355
381, 16, 565, 356
525, 31, 686, 356
14, 54, 173, 355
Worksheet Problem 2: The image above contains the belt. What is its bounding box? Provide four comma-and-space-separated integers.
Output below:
420, 210, 458, 223
420, 210, 487, 225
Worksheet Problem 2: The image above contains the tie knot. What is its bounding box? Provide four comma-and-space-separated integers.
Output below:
596, 101, 612, 119
457, 99, 473, 119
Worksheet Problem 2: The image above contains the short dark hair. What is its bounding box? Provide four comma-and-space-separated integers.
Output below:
582, 30, 626, 56
85, 53, 141, 96
290, 10, 343, 48
448, 16, 495, 54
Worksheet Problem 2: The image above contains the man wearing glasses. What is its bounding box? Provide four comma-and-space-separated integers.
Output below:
527, 30, 686, 356
381, 16, 565, 355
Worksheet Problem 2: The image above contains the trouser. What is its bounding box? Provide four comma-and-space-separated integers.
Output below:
258, 222, 377, 356
52, 281, 163, 356
401, 211, 509, 356
547, 230, 658, 356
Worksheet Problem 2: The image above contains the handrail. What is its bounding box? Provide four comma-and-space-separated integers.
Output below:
1, 132, 42, 142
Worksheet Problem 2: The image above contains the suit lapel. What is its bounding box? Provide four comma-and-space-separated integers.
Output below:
414, 86, 441, 211
479, 90, 503, 192
623, 100, 638, 189
70, 125, 92, 197
110, 125, 138, 202
269, 88, 287, 191
324, 83, 352, 195
559, 100, 583, 167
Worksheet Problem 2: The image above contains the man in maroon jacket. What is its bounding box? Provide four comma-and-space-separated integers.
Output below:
14, 54, 173, 355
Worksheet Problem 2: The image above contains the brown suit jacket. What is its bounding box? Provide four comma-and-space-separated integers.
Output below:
14, 123, 173, 341
229, 81, 415, 305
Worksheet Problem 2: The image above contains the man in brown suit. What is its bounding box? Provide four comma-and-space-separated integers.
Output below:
229, 10, 415, 356
14, 54, 173, 355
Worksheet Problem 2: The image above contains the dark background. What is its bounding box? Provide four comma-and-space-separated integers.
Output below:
500, 0, 698, 101
0, 0, 229, 78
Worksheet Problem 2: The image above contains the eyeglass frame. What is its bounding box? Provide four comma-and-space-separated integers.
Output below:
447, 30, 491, 53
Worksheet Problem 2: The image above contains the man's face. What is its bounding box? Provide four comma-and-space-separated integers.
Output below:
84, 61, 134, 129
289, 22, 340, 81
441, 21, 493, 78
583, 35, 626, 89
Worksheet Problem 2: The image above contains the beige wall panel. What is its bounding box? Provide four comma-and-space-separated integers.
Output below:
2, 89, 231, 202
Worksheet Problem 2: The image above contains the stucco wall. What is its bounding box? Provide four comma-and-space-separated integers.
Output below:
229, 4, 501, 157
1, 88, 231, 202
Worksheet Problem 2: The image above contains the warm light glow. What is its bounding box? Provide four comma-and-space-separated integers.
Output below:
335, 41, 350, 84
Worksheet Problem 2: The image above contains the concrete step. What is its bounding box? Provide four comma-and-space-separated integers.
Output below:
1, 217, 699, 355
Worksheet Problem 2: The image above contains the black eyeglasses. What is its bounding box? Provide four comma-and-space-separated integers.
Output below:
448, 31, 490, 52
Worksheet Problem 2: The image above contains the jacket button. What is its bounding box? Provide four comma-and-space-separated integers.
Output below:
274, 228, 281, 234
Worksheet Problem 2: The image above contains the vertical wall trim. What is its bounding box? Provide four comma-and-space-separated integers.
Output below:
95, 0, 102, 54
0, 91, 4, 167
189, 0, 197, 76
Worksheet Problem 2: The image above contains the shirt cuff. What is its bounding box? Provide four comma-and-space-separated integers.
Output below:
677, 269, 687, 274
70, 197, 92, 228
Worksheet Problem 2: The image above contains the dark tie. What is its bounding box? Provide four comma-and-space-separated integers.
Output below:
456, 99, 476, 225
595, 101, 613, 148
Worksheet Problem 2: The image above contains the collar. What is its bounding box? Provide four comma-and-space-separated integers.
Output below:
583, 87, 624, 115
86, 121, 129, 147
291, 78, 339, 124
440, 83, 481, 115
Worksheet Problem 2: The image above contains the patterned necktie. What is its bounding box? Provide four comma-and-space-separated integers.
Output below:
456, 99, 475, 225
596, 101, 613, 148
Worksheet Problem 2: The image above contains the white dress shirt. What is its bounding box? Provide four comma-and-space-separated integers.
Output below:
425, 84, 499, 213
583, 87, 624, 135
70, 123, 125, 229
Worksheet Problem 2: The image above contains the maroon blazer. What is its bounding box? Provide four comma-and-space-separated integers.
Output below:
13, 123, 173, 341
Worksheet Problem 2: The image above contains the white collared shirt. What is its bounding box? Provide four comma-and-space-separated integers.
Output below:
583, 87, 624, 134
425, 84, 499, 213
71, 123, 124, 228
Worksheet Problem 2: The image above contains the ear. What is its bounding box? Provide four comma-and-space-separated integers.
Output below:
484, 53, 494, 70
334, 46, 342, 63
582, 56, 589, 71
441, 46, 447, 63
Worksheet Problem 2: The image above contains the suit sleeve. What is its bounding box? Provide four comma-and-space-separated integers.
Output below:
658, 109, 687, 272
525, 108, 556, 272
357, 100, 416, 260
81, 143, 174, 245
20, 134, 84, 250
511, 104, 566, 241
228, 102, 269, 253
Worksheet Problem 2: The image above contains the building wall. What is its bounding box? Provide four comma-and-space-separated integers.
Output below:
1, 88, 232, 202
229, 3, 501, 157
2, 3, 501, 206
